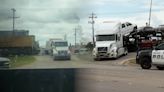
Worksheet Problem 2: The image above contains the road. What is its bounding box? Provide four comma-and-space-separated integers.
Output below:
17, 52, 136, 69
16, 53, 164, 92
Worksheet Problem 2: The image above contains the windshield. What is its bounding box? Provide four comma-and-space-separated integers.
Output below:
96, 35, 116, 41
53, 42, 68, 47
1, 1, 164, 92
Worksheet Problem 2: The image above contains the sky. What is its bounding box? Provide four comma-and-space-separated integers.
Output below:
0, 0, 164, 47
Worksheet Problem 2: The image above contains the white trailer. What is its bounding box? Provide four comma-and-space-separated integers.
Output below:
93, 22, 137, 60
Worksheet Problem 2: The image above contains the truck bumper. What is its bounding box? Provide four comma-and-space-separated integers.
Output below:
94, 53, 117, 59
53, 54, 71, 60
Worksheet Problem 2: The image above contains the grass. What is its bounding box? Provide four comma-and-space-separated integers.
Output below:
9, 55, 36, 68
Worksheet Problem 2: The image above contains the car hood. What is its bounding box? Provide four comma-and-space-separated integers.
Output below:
0, 57, 10, 62
95, 41, 115, 47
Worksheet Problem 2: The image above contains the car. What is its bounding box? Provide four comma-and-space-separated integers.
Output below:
0, 57, 10, 68
137, 42, 164, 70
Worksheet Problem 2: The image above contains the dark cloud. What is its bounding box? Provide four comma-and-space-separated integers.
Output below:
57, 11, 80, 23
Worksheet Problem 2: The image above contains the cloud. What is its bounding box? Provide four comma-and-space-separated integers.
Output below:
0, 0, 164, 46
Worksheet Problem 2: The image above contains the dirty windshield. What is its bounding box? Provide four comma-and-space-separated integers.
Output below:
1, 0, 164, 92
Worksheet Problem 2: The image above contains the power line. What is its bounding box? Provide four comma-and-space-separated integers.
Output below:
88, 12, 97, 47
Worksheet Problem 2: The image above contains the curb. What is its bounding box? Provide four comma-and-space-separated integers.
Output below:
118, 58, 136, 65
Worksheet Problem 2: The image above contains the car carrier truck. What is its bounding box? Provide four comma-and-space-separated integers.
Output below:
93, 22, 137, 60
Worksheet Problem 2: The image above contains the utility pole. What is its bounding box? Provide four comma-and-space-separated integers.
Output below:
148, 0, 153, 26
64, 34, 67, 40
11, 8, 20, 35
89, 12, 97, 47
74, 28, 77, 47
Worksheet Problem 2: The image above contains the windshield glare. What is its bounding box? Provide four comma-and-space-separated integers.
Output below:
96, 35, 116, 41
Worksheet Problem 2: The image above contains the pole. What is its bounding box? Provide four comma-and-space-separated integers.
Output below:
75, 28, 77, 47
148, 0, 152, 26
11, 8, 16, 32
89, 12, 97, 47
11, 8, 20, 35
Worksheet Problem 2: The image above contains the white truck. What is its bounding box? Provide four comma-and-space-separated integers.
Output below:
93, 22, 137, 60
46, 39, 71, 60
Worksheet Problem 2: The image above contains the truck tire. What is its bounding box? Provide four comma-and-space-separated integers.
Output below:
123, 48, 128, 56
156, 66, 164, 70
68, 56, 71, 60
140, 57, 151, 69
94, 58, 101, 61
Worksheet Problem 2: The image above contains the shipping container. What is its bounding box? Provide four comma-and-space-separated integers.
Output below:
0, 36, 39, 56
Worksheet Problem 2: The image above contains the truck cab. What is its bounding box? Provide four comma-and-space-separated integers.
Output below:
51, 40, 71, 60
93, 22, 136, 60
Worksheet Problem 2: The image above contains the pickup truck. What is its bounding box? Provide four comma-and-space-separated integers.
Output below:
137, 42, 164, 70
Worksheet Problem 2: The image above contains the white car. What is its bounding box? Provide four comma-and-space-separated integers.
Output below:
119, 22, 137, 35
0, 57, 10, 68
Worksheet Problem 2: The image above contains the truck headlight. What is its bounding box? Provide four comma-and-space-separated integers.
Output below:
111, 47, 117, 53
110, 43, 117, 49
53, 49, 58, 54
68, 50, 71, 54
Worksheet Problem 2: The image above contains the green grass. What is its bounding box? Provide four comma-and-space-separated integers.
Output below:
9, 55, 36, 68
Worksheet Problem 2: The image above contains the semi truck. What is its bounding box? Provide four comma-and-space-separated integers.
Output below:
0, 36, 39, 56
46, 39, 71, 60
93, 22, 137, 60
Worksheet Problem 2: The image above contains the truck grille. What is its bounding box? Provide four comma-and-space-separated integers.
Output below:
58, 51, 68, 55
97, 47, 107, 52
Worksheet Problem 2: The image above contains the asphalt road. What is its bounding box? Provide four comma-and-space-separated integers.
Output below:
16, 53, 164, 92
17, 52, 136, 69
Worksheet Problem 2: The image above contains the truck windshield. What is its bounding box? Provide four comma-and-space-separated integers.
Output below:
96, 35, 116, 41
53, 42, 68, 47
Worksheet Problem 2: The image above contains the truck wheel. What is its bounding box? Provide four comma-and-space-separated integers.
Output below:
123, 48, 128, 56
94, 58, 101, 61
156, 66, 164, 70
140, 57, 151, 69
68, 56, 71, 60
53, 57, 56, 61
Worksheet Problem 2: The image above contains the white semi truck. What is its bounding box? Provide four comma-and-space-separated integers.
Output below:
93, 22, 137, 60
46, 39, 71, 60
